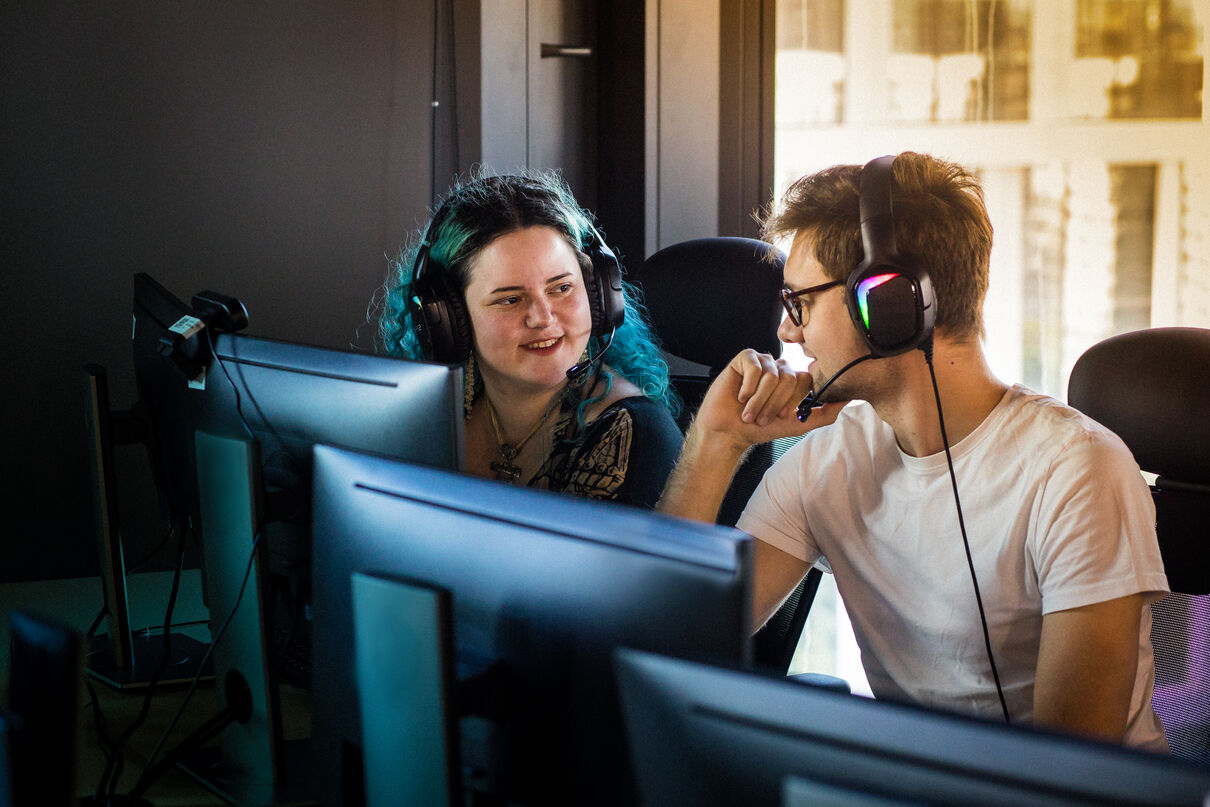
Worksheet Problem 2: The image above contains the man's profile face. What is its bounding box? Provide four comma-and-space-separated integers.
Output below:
777, 230, 870, 402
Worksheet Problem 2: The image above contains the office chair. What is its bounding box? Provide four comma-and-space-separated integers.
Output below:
629, 237, 822, 674
1068, 326, 1210, 765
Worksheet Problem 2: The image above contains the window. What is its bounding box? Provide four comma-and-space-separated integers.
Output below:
773, 0, 1207, 690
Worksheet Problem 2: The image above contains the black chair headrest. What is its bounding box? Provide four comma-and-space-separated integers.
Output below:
1068, 327, 1210, 486
630, 237, 786, 374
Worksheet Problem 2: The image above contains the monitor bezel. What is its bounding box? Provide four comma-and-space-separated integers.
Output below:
615, 647, 1210, 807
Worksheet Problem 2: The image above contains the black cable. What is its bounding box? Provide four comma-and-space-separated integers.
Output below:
95, 523, 188, 803
85, 522, 176, 660
126, 522, 178, 575
83, 607, 116, 774
923, 340, 1011, 724
126, 528, 263, 800
83, 522, 176, 804
205, 322, 307, 481
129, 332, 267, 798
84, 678, 116, 772
796, 353, 875, 421
126, 706, 237, 803
85, 521, 174, 657
86, 606, 107, 642
204, 328, 255, 441
112, 528, 188, 801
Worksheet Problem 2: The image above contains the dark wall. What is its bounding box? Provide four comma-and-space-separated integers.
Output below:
596, 0, 647, 270
0, 1, 445, 582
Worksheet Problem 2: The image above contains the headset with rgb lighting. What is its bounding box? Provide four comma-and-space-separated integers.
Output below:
796, 154, 937, 421
846, 154, 936, 356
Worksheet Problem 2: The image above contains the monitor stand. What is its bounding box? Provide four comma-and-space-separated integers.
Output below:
86, 631, 213, 690
84, 363, 214, 690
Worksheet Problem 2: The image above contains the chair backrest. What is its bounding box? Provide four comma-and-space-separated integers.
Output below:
631, 237, 820, 673
631, 237, 786, 428
1068, 326, 1210, 765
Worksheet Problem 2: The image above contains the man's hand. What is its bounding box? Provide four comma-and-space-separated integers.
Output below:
693, 349, 846, 446
658, 350, 846, 525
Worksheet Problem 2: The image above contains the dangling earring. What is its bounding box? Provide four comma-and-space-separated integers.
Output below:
463, 352, 478, 415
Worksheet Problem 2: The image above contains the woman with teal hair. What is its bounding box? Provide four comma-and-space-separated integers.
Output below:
376, 171, 682, 508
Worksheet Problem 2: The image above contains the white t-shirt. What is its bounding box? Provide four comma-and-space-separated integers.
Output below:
737, 384, 1169, 751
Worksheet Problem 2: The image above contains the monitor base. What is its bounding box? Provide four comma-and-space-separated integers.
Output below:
86, 631, 214, 690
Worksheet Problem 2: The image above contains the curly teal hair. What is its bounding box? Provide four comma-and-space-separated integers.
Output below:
375, 170, 680, 425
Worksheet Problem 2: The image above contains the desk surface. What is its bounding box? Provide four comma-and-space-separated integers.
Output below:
2, 571, 312, 807
0, 570, 210, 693
83, 681, 235, 807
81, 677, 313, 807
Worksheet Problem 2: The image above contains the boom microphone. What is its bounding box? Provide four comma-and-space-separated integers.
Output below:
567, 327, 617, 380
796, 353, 875, 421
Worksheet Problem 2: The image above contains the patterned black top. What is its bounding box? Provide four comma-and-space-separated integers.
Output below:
528, 396, 683, 510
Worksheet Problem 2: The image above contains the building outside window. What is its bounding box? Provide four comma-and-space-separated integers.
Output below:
773, 0, 1207, 693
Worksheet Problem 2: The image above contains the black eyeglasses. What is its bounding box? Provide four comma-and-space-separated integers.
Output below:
779, 279, 843, 327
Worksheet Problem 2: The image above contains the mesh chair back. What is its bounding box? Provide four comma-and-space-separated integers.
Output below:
1069, 327, 1210, 765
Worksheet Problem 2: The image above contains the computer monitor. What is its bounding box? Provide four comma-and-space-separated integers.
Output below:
309, 444, 754, 807
0, 710, 11, 807
614, 647, 1210, 807
127, 273, 466, 804
191, 323, 466, 679
82, 361, 213, 691
349, 572, 460, 807
130, 272, 229, 527
80, 273, 224, 690
5, 610, 84, 807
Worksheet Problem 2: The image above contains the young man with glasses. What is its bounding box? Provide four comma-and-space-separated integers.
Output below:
657, 152, 1169, 751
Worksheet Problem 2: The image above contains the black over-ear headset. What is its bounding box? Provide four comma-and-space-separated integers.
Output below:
796, 154, 939, 421
407, 177, 626, 367
845, 154, 936, 357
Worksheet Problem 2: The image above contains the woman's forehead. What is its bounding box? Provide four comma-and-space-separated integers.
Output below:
465, 226, 583, 289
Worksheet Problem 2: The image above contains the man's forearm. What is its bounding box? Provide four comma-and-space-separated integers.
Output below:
656, 422, 750, 524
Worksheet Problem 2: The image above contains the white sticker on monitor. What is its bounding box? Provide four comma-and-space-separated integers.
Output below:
169, 315, 205, 340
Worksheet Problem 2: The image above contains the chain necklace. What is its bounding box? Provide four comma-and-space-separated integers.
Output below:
485, 393, 563, 482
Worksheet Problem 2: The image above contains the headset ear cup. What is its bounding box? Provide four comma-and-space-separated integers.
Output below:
585, 242, 626, 337
848, 155, 935, 358
581, 257, 604, 335
443, 283, 473, 362
845, 264, 935, 357
412, 272, 473, 364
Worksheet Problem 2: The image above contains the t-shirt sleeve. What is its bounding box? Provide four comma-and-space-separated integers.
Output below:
1030, 427, 1170, 614
735, 438, 822, 564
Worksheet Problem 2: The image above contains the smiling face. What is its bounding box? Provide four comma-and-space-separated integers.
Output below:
462, 225, 594, 397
